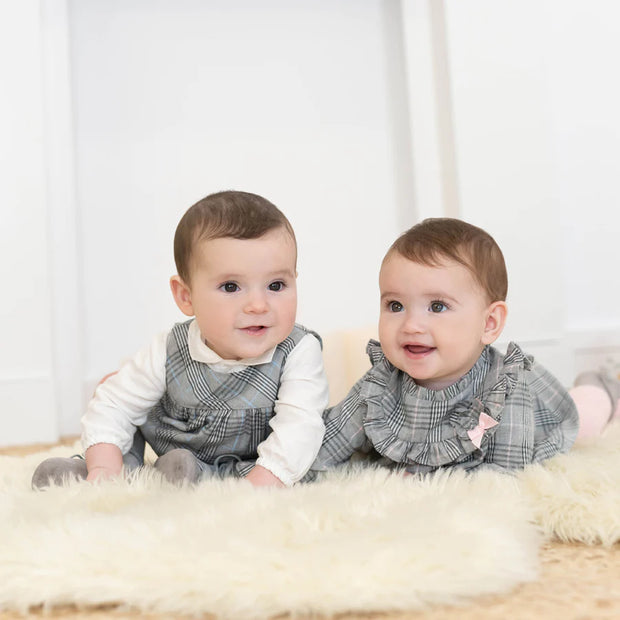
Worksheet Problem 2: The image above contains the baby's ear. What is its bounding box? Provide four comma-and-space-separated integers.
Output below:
170, 275, 194, 317
481, 301, 508, 345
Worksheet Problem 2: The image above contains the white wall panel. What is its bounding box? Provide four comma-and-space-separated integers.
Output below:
69, 0, 401, 391
543, 1, 620, 335
400, 0, 620, 384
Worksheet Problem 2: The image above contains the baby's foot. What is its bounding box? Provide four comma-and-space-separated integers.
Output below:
153, 449, 201, 484
31, 456, 88, 489
574, 370, 620, 420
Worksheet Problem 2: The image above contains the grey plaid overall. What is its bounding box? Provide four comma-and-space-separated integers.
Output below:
135, 321, 314, 477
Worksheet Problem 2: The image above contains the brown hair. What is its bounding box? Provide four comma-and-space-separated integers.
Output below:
385, 218, 508, 302
174, 190, 296, 283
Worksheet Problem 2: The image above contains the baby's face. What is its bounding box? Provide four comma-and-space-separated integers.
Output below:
378, 253, 495, 390
185, 228, 297, 360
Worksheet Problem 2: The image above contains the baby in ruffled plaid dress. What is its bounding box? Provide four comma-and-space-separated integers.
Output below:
311, 218, 619, 475
33, 191, 328, 489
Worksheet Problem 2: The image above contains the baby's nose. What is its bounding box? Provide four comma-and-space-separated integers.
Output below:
244, 291, 268, 313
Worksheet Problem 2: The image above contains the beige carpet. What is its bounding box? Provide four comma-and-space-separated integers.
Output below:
1, 425, 619, 619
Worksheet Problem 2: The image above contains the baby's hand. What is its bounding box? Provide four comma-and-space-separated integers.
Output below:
245, 465, 285, 488
85, 443, 123, 482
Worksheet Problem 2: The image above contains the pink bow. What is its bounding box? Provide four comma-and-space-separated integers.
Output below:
467, 412, 498, 449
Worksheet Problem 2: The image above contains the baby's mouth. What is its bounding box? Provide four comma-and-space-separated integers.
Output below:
241, 326, 268, 334
404, 345, 435, 355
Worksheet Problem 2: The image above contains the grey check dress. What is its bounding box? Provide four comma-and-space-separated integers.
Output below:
137, 321, 314, 477
311, 340, 579, 474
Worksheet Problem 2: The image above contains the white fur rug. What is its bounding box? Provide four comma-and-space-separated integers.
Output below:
1, 423, 619, 618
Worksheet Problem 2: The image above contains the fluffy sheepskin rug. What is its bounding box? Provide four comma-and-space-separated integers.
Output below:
520, 421, 620, 546
1, 423, 618, 618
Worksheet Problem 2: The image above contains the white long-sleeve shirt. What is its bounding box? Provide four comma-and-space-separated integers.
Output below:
81, 320, 329, 485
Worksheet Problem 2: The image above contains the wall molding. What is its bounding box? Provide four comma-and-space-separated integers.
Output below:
400, 0, 460, 220
41, 0, 85, 437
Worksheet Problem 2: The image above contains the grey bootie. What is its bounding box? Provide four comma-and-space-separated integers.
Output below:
31, 456, 88, 489
154, 449, 202, 485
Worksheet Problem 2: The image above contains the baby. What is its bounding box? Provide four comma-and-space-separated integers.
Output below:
33, 190, 329, 488
312, 218, 619, 475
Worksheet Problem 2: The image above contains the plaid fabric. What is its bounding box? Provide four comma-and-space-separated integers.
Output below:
140, 321, 312, 473
312, 340, 579, 474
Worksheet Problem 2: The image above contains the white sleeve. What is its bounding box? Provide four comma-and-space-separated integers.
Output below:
80, 331, 168, 454
255, 333, 329, 486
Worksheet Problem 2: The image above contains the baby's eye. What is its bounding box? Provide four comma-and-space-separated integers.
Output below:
220, 282, 239, 293
268, 281, 285, 292
429, 301, 447, 313
389, 301, 404, 313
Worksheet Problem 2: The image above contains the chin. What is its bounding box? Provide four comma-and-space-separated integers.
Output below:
401, 365, 439, 386
242, 341, 280, 359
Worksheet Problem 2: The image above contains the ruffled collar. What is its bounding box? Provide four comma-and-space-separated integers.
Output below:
362, 340, 532, 468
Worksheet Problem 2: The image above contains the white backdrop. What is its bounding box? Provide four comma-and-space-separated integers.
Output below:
2, 0, 619, 446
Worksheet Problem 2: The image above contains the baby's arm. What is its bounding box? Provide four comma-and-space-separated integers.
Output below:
81, 332, 167, 480
311, 376, 369, 471
250, 334, 329, 487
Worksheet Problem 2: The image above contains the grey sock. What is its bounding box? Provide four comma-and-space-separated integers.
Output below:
154, 449, 202, 485
31, 456, 88, 490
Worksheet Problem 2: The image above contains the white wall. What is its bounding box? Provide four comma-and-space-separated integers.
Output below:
2, 0, 620, 446
69, 0, 402, 386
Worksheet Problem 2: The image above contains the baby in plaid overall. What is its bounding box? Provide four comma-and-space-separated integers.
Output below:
311, 218, 619, 475
33, 191, 328, 488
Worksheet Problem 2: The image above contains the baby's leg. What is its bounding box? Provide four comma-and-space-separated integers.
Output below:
153, 450, 258, 484
124, 429, 146, 470
570, 370, 620, 439
153, 449, 205, 484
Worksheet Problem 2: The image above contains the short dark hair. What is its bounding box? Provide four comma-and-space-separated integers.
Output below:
385, 218, 508, 302
174, 190, 296, 283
